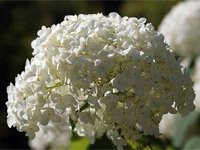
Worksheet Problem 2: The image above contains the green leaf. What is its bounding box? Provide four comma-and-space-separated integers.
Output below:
69, 137, 89, 150
173, 112, 200, 148
128, 139, 141, 149
183, 136, 200, 150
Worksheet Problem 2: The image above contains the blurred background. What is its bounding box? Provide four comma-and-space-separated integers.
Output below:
0, 0, 180, 149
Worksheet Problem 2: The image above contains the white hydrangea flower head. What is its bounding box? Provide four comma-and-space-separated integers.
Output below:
29, 123, 71, 150
159, 56, 199, 140
159, 0, 200, 57
6, 12, 195, 149
159, 113, 177, 139
192, 56, 200, 110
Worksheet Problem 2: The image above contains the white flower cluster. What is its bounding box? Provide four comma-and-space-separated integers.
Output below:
159, 56, 200, 140
159, 0, 200, 57
6, 12, 195, 149
29, 123, 71, 149
192, 57, 200, 110
159, 113, 177, 138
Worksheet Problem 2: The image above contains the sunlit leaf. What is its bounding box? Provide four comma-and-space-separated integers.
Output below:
69, 137, 89, 150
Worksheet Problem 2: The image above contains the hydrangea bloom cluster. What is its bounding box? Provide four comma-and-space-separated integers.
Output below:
159, 0, 200, 57
159, 56, 196, 140
6, 12, 195, 149
192, 56, 200, 110
159, 113, 177, 138
29, 122, 71, 149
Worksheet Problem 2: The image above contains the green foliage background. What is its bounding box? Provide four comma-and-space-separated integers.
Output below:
1, 1, 192, 149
